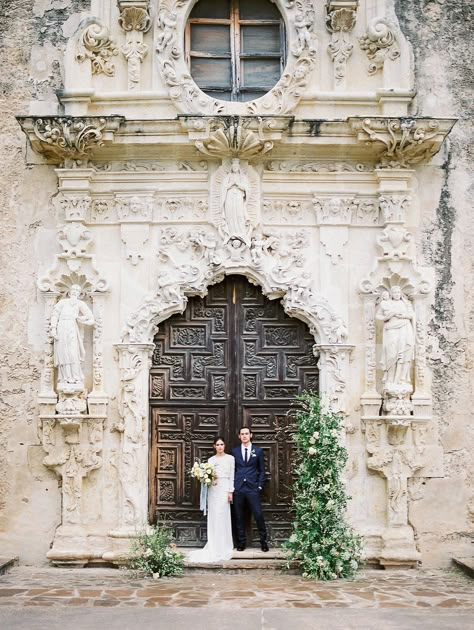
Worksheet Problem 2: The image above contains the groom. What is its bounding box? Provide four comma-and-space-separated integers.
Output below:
232, 426, 269, 552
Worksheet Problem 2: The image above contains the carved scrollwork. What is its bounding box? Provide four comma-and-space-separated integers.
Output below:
358, 17, 400, 75
17, 116, 124, 163
76, 22, 119, 76
119, 5, 152, 89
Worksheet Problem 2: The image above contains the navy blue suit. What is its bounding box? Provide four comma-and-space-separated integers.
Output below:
232, 445, 268, 547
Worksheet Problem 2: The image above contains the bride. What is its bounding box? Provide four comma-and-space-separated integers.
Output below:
188, 436, 235, 563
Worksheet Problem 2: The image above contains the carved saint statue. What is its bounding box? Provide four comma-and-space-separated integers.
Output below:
50, 285, 95, 387
221, 158, 251, 245
377, 286, 415, 387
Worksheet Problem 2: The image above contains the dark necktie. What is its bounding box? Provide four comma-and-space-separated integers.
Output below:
244, 448, 248, 463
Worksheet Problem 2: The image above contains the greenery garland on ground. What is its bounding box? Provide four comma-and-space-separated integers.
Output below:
284, 392, 362, 580
127, 524, 185, 578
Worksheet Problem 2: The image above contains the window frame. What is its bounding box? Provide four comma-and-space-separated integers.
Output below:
185, 0, 287, 102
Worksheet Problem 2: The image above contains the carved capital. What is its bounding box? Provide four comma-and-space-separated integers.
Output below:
349, 117, 456, 169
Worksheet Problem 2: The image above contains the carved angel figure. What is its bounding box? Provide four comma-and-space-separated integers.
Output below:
377, 286, 415, 386
50, 285, 95, 387
156, 8, 177, 52
221, 159, 251, 245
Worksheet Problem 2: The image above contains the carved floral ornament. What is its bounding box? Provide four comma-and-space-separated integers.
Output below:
325, 1, 359, 85
155, 0, 317, 115
349, 117, 456, 169
17, 116, 124, 163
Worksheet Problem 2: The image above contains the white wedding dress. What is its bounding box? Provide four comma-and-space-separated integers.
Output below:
188, 453, 235, 563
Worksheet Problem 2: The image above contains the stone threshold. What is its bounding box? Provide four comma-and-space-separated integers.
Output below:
182, 547, 298, 573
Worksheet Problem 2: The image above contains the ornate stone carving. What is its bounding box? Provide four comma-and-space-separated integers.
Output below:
325, 1, 358, 86
112, 344, 154, 531
377, 225, 413, 260
379, 194, 411, 224
212, 160, 260, 246
17, 116, 124, 163
121, 224, 150, 265
50, 284, 95, 390
115, 195, 153, 221
316, 344, 353, 415
58, 195, 91, 222
122, 224, 347, 346
186, 116, 278, 160
320, 226, 349, 265
349, 118, 454, 169
313, 196, 358, 225
155, 1, 316, 116
157, 197, 208, 221
265, 161, 373, 173
119, 5, 152, 90
41, 417, 104, 528
358, 17, 400, 75
263, 198, 311, 224
76, 22, 119, 76
291, 1, 317, 57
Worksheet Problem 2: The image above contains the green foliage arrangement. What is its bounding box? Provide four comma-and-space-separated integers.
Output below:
128, 524, 185, 578
284, 392, 362, 580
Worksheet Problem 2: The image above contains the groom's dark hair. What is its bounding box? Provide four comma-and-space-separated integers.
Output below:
238, 426, 252, 434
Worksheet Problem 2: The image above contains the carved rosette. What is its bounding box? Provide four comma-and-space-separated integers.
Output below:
325, 1, 358, 87
76, 22, 119, 76
358, 17, 400, 75
155, 0, 317, 115
118, 3, 152, 90
112, 344, 154, 533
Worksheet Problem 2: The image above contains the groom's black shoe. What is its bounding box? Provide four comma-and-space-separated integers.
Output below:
236, 545, 246, 551
261, 543, 269, 552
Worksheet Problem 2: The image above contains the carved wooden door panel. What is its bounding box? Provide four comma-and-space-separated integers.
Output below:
149, 276, 318, 546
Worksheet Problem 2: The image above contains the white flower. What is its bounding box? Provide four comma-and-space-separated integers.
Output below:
309, 437, 316, 444
331, 429, 339, 437
313, 431, 319, 439
308, 447, 317, 455
289, 534, 297, 543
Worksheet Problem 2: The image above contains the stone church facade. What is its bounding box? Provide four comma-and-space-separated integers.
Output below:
0, 0, 472, 568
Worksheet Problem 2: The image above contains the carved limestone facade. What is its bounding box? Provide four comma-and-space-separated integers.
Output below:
1, 0, 471, 570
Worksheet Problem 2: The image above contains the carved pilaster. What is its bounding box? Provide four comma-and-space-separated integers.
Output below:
325, 1, 358, 89
364, 419, 426, 567
315, 344, 353, 417
39, 292, 60, 414
41, 415, 105, 564
88, 292, 108, 416
111, 344, 154, 535
118, 2, 151, 90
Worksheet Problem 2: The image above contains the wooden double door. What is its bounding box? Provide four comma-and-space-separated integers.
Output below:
149, 275, 319, 546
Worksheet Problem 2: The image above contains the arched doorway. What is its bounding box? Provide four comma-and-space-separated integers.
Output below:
149, 275, 319, 546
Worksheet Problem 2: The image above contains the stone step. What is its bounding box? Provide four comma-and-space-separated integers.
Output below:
182, 548, 298, 574
453, 557, 474, 579
0, 557, 19, 576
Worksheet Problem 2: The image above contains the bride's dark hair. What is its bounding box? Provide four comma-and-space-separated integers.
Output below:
213, 435, 226, 445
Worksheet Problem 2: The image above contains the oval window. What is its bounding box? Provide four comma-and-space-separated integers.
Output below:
185, 0, 287, 102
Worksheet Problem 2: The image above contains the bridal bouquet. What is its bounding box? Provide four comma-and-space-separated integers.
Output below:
191, 460, 217, 486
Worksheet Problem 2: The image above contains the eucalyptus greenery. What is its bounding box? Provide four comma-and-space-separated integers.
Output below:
284, 392, 362, 580
127, 524, 185, 578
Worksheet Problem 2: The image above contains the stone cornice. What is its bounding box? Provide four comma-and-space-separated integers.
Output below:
17, 115, 456, 165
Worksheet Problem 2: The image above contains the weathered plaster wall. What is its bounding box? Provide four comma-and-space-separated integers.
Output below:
395, 0, 474, 565
0, 0, 91, 564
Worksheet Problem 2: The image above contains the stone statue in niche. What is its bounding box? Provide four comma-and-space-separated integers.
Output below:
222, 158, 251, 245
50, 284, 95, 388
377, 286, 415, 389
212, 159, 260, 249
